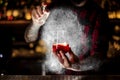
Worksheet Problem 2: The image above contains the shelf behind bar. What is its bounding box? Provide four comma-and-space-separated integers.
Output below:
0, 19, 120, 25
0, 20, 31, 25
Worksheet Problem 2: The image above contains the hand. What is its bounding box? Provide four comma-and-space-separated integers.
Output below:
53, 47, 79, 70
31, 2, 50, 27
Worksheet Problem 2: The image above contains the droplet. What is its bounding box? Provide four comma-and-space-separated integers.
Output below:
1, 73, 4, 76
0, 54, 3, 58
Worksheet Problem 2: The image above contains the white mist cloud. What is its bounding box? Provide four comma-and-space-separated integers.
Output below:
39, 7, 99, 73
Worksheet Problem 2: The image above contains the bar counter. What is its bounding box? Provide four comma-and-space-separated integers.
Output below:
1, 75, 120, 80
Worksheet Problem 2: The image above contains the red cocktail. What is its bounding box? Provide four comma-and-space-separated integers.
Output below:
52, 43, 70, 53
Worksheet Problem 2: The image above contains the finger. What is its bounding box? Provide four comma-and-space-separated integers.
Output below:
57, 53, 63, 63
52, 51, 58, 57
68, 48, 79, 62
36, 6, 42, 16
68, 47, 74, 56
52, 51, 62, 59
41, 2, 47, 13
58, 53, 62, 58
32, 9, 39, 19
59, 51, 71, 68
53, 51, 63, 63
59, 51, 68, 61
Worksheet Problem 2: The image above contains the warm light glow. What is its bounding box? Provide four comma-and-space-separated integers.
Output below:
116, 10, 120, 19
38, 40, 46, 46
35, 46, 42, 52
0, 0, 3, 4
25, 12, 31, 20
21, 1, 25, 5
113, 42, 120, 50
12, 52, 16, 57
12, 49, 19, 57
108, 11, 116, 19
55, 42, 68, 46
6, 10, 12, 16
35, 40, 47, 54
112, 35, 120, 41
41, 0, 52, 4
107, 42, 113, 58
46, 0, 52, 4
13, 10, 19, 17
29, 43, 34, 48
29, 50, 34, 54
5, 2, 8, 6
114, 25, 120, 31
62, 42, 68, 46
41, 47, 47, 53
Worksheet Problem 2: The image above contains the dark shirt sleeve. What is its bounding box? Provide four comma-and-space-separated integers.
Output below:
93, 10, 110, 59
79, 9, 110, 72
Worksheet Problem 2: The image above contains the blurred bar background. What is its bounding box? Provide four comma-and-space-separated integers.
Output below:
0, 0, 120, 76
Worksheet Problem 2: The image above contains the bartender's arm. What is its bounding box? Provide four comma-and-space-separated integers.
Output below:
24, 3, 50, 42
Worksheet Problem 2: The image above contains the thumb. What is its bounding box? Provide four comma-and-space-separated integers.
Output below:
41, 2, 48, 13
59, 51, 68, 61
68, 47, 74, 56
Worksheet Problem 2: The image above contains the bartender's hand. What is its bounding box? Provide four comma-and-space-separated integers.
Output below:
53, 48, 80, 70
32, 2, 50, 27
